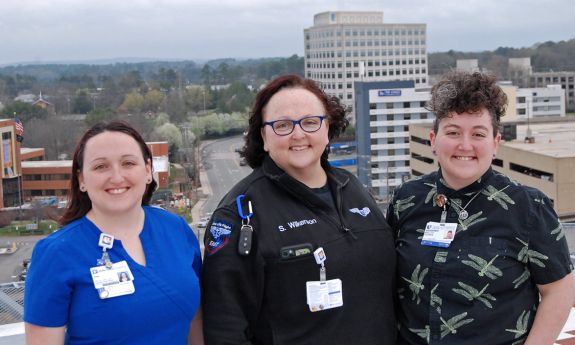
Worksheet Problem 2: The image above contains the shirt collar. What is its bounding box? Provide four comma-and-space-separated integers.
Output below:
436, 167, 494, 196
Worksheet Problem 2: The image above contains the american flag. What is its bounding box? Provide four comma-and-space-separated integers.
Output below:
14, 118, 24, 136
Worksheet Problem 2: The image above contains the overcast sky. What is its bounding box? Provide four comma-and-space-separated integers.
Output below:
1, 0, 574, 65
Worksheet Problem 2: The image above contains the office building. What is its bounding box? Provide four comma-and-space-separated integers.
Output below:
500, 83, 566, 120
304, 11, 428, 117
354, 80, 433, 200
507, 57, 575, 112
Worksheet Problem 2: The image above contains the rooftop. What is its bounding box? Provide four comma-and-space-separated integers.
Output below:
504, 121, 575, 159
21, 160, 72, 168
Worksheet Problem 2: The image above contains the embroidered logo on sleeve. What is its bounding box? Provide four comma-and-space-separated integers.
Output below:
206, 220, 232, 255
350, 207, 371, 217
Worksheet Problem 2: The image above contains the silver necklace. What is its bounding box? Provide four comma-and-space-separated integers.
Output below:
453, 191, 482, 220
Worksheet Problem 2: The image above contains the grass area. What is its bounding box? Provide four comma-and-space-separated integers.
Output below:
165, 207, 193, 224
0, 220, 59, 236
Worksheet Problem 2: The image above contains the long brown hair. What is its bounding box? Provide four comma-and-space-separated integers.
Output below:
59, 121, 157, 226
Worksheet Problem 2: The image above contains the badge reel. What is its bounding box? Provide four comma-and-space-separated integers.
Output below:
90, 233, 135, 299
236, 194, 253, 256
305, 247, 343, 312
421, 194, 458, 248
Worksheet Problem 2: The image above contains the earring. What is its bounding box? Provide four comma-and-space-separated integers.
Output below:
432, 149, 437, 155
79, 184, 86, 192
147, 177, 152, 184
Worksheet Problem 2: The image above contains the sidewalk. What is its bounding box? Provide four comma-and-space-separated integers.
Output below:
190, 159, 212, 254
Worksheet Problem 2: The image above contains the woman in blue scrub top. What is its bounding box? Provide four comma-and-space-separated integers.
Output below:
24, 121, 203, 345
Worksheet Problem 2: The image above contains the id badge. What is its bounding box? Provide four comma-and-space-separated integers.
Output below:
306, 279, 343, 312
90, 260, 135, 299
421, 221, 458, 248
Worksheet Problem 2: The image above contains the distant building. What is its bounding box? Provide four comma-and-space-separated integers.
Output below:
354, 80, 433, 200
0, 119, 172, 208
507, 57, 575, 112
456, 59, 480, 73
500, 83, 566, 120
531, 71, 575, 112
304, 11, 428, 119
408, 119, 575, 220
0, 119, 23, 208
14, 92, 56, 114
508, 57, 532, 87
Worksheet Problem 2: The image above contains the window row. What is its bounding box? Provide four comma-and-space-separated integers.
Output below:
306, 27, 426, 39
306, 48, 426, 59
306, 39, 426, 49
307, 58, 427, 69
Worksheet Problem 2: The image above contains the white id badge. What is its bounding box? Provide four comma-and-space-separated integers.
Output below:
90, 260, 135, 299
421, 221, 458, 248
306, 278, 343, 312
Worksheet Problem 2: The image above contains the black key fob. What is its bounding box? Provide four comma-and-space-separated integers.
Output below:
238, 224, 253, 256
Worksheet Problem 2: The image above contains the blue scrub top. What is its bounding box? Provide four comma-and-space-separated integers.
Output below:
24, 206, 202, 345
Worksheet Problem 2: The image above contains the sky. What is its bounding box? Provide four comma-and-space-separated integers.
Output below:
0, 0, 574, 65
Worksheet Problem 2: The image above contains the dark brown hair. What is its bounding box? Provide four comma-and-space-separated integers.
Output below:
427, 71, 507, 136
59, 121, 156, 226
242, 74, 348, 168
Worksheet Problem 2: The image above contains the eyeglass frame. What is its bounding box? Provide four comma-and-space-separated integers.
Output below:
262, 115, 326, 136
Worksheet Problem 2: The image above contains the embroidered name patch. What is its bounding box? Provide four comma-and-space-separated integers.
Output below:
350, 207, 370, 217
206, 220, 232, 255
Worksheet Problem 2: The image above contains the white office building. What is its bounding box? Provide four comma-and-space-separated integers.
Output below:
304, 11, 428, 117
354, 80, 433, 200
516, 85, 565, 118
500, 83, 566, 121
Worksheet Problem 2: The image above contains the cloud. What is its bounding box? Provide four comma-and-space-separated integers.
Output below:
0, 0, 573, 64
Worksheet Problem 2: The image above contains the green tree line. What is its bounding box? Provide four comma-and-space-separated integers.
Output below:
429, 38, 575, 76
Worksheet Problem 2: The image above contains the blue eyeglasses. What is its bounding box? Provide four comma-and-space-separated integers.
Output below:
263, 116, 326, 136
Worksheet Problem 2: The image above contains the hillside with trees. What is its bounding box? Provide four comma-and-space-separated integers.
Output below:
429, 38, 575, 77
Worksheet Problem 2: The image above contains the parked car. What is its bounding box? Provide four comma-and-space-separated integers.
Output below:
197, 217, 210, 228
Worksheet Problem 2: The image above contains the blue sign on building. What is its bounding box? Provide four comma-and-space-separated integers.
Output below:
378, 89, 402, 97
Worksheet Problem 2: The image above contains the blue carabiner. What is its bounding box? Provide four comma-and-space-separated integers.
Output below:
236, 194, 253, 220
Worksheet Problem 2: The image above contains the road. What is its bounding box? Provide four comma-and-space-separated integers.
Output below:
0, 236, 43, 284
199, 135, 252, 217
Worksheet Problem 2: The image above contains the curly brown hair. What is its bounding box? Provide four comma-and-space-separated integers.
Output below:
242, 74, 349, 168
427, 71, 507, 136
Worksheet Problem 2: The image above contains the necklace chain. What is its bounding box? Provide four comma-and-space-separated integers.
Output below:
450, 190, 482, 220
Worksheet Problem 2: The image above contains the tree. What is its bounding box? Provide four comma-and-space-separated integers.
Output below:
118, 70, 144, 92
85, 107, 117, 127
154, 112, 170, 127
184, 86, 211, 113
2, 101, 48, 121
151, 122, 183, 161
201, 65, 213, 86
156, 68, 178, 90
119, 91, 145, 114
144, 89, 165, 113
98, 77, 124, 110
72, 90, 92, 114
216, 82, 254, 113
163, 93, 187, 123
24, 117, 85, 159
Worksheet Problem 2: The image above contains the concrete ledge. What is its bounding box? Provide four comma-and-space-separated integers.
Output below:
0, 322, 23, 337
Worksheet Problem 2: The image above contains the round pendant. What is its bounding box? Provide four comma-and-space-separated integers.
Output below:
459, 210, 469, 220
